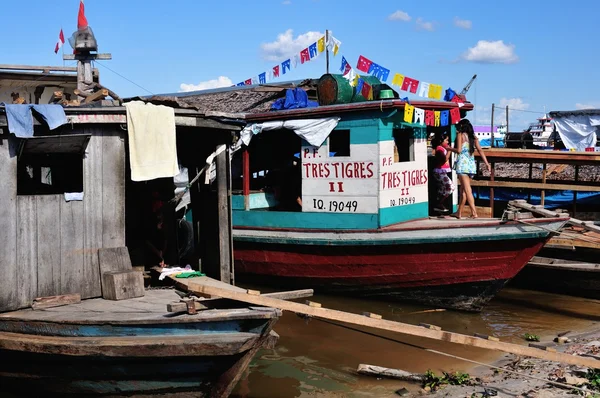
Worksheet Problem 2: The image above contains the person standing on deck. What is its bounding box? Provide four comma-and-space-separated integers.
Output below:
454, 119, 491, 219
431, 133, 456, 213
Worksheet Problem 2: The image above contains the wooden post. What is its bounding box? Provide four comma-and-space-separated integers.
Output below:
528, 163, 533, 203
216, 144, 232, 284
243, 148, 250, 211
325, 30, 330, 74
490, 103, 495, 148
227, 142, 235, 286
541, 163, 547, 206
489, 162, 495, 215
505, 106, 509, 146
573, 165, 579, 216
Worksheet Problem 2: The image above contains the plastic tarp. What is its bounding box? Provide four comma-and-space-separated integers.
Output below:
239, 117, 341, 149
553, 114, 598, 151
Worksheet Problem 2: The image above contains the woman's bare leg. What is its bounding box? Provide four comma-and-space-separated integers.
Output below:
462, 176, 478, 218
457, 174, 468, 219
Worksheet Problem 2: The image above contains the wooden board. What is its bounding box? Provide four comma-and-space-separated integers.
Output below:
32, 293, 81, 310
187, 281, 600, 369
99, 247, 132, 276
0, 135, 17, 312
60, 198, 84, 296
101, 130, 126, 248
102, 270, 145, 301
82, 131, 103, 299
36, 195, 62, 297
16, 196, 38, 309
167, 289, 314, 313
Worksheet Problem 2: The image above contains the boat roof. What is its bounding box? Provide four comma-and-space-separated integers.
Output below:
127, 76, 473, 122
549, 109, 600, 117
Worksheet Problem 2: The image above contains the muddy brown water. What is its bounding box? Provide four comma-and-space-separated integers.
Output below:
231, 287, 600, 398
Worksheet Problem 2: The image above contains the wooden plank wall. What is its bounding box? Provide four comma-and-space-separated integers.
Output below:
0, 128, 125, 312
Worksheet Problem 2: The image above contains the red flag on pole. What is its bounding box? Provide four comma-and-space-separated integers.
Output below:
54, 29, 65, 54
77, 0, 88, 30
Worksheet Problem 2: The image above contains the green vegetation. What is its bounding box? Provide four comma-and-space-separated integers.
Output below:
523, 333, 540, 342
423, 369, 472, 391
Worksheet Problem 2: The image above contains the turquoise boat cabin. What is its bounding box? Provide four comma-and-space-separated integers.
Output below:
231, 75, 473, 230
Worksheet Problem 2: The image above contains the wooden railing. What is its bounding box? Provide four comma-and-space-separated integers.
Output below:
463, 148, 600, 215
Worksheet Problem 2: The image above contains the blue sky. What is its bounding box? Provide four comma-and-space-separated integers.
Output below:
1, 0, 598, 130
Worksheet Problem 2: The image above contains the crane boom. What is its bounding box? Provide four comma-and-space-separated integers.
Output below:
460, 74, 477, 95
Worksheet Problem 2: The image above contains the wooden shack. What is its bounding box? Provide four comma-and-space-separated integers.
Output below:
0, 104, 241, 312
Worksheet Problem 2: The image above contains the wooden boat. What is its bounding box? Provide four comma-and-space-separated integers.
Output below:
510, 256, 600, 299
229, 76, 568, 312
0, 289, 280, 397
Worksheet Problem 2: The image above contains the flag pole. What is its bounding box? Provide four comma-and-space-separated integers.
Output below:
325, 29, 330, 74
61, 26, 65, 70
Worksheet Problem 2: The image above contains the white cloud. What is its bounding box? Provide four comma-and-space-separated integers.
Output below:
260, 29, 324, 62
416, 18, 435, 31
499, 97, 530, 111
454, 17, 472, 29
461, 40, 518, 64
388, 10, 411, 22
179, 76, 233, 92
576, 102, 600, 110
282, 0, 291, 4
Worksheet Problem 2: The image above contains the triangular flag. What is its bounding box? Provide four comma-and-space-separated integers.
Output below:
317, 36, 326, 53
282, 59, 291, 74
244, 79, 252, 86
355, 78, 364, 94
404, 104, 415, 123
293, 55, 299, 68
77, 0, 88, 30
350, 74, 359, 87
54, 29, 65, 54
273, 65, 280, 78
258, 72, 267, 84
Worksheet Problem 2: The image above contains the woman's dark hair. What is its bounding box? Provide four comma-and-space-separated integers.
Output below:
431, 132, 448, 149
456, 119, 475, 155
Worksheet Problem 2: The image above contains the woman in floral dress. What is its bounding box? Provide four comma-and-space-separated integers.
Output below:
454, 119, 491, 218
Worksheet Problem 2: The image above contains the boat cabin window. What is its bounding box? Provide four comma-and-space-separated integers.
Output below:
234, 129, 302, 211
393, 127, 415, 163
328, 129, 350, 157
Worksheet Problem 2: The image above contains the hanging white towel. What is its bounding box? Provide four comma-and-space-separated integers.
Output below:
125, 101, 179, 182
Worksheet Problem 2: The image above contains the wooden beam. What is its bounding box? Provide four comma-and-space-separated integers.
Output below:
216, 145, 232, 284
467, 180, 600, 192
187, 281, 600, 369
357, 364, 425, 382
83, 89, 109, 104
63, 54, 113, 61
0, 64, 81, 73
166, 289, 314, 313
32, 293, 81, 310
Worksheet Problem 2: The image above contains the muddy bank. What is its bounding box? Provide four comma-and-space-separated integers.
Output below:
419, 325, 600, 397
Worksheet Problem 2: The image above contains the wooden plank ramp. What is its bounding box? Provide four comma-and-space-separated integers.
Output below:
509, 200, 600, 234
188, 281, 600, 369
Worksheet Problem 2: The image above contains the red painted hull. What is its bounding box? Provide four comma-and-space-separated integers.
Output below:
234, 237, 547, 311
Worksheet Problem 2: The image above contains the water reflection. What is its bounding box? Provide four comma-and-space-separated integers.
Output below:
232, 287, 600, 398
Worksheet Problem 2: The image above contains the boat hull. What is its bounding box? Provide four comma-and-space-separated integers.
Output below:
233, 219, 566, 311
511, 257, 600, 299
0, 291, 279, 397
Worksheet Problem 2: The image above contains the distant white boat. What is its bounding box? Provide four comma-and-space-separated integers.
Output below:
474, 124, 506, 147
524, 114, 555, 147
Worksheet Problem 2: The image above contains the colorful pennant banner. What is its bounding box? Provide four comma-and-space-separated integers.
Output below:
402, 104, 462, 126
235, 34, 342, 87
